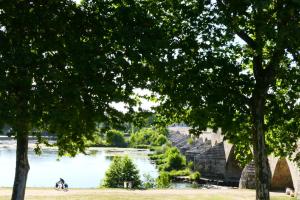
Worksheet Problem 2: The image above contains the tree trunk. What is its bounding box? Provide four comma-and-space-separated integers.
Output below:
252, 93, 270, 200
11, 134, 30, 200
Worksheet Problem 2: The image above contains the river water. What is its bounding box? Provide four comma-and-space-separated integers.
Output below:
0, 141, 158, 188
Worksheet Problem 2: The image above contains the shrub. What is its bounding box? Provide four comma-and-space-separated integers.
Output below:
150, 145, 165, 153
106, 130, 127, 147
156, 127, 168, 136
142, 173, 156, 189
103, 156, 141, 188
190, 171, 201, 181
149, 154, 164, 161
165, 147, 186, 171
156, 172, 171, 188
129, 128, 168, 147
165, 147, 180, 157
129, 128, 153, 146
169, 168, 191, 178
188, 161, 194, 170
154, 135, 167, 146
166, 153, 185, 171
102, 157, 123, 188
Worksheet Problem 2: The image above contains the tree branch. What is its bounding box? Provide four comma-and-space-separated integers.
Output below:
235, 30, 257, 50
263, 1, 287, 85
216, 0, 257, 50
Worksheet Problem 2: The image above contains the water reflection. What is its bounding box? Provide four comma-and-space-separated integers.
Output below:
0, 145, 158, 188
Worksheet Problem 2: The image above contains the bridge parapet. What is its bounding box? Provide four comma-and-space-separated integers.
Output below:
168, 126, 300, 196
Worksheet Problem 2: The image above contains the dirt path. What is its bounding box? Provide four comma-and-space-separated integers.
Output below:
0, 188, 286, 198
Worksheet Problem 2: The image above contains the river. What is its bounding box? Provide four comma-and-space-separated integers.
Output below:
0, 140, 158, 188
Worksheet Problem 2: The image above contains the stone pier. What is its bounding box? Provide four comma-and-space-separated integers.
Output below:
168, 126, 300, 197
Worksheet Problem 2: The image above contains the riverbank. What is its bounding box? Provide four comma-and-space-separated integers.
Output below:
0, 188, 294, 200
0, 144, 158, 188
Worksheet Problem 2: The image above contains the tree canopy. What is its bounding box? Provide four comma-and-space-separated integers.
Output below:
103, 156, 142, 188
1, 0, 299, 200
142, 0, 300, 199
0, 0, 158, 199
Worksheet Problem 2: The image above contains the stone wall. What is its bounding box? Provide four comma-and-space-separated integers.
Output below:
239, 161, 256, 189
168, 126, 300, 196
168, 128, 242, 185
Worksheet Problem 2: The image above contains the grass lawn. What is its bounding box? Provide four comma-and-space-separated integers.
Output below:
0, 188, 296, 200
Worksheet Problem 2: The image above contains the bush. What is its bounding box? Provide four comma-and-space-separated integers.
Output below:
154, 135, 167, 146
188, 161, 194, 170
169, 168, 191, 178
157, 127, 168, 136
165, 147, 180, 157
85, 135, 106, 147
156, 172, 171, 188
189, 171, 201, 181
149, 154, 164, 161
166, 153, 186, 171
102, 157, 123, 188
142, 173, 156, 189
165, 147, 186, 171
129, 128, 168, 147
106, 130, 127, 147
129, 128, 152, 146
103, 156, 141, 188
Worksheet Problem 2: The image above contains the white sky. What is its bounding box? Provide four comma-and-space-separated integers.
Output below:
110, 88, 159, 113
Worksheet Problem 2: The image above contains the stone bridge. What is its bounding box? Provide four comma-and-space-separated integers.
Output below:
168, 126, 300, 197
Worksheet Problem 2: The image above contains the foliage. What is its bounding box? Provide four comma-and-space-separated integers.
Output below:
129, 128, 167, 147
169, 168, 191, 178
103, 156, 142, 189
102, 157, 123, 188
0, 0, 160, 197
188, 161, 194, 170
155, 135, 168, 146
165, 147, 186, 171
150, 145, 189, 177
156, 172, 171, 188
149, 153, 165, 161
142, 173, 156, 189
84, 135, 106, 147
142, 0, 300, 199
189, 171, 201, 182
105, 130, 127, 147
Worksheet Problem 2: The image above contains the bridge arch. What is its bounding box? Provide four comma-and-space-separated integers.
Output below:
225, 145, 243, 183
271, 158, 294, 191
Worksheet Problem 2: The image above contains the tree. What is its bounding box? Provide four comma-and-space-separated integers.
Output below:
143, 1, 300, 200
129, 127, 167, 147
0, 2, 81, 199
103, 156, 142, 188
103, 157, 123, 188
106, 130, 127, 147
0, 0, 154, 199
